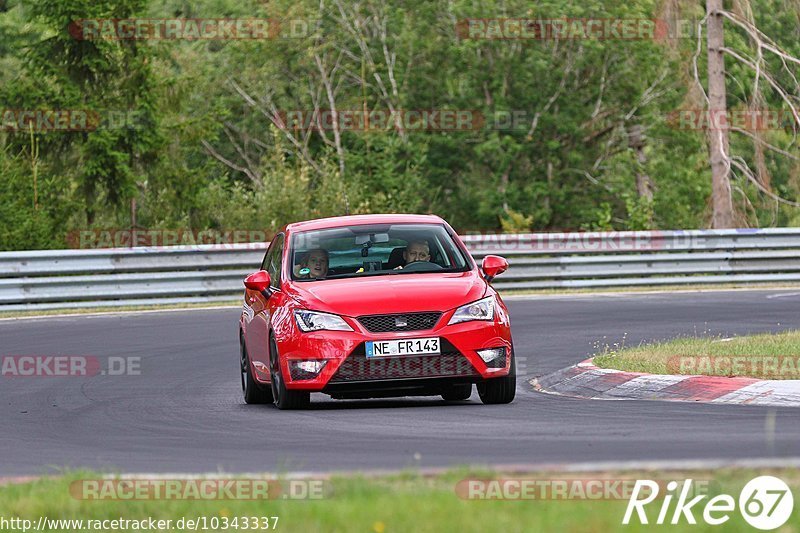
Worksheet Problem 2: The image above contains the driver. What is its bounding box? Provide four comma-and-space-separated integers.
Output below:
298, 248, 329, 279
395, 240, 431, 270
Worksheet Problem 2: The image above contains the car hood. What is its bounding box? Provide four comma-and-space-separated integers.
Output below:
285, 271, 487, 316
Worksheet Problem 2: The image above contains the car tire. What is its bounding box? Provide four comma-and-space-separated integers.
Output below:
269, 336, 310, 410
241, 335, 273, 405
441, 383, 472, 401
477, 350, 516, 405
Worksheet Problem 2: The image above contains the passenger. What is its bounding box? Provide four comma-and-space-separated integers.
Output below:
395, 240, 431, 269
299, 248, 329, 279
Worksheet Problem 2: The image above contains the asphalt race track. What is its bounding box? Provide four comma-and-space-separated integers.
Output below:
2, 290, 800, 476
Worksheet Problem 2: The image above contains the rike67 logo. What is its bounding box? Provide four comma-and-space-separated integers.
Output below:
623, 476, 794, 530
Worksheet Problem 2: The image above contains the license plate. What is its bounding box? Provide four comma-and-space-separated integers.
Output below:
366, 337, 441, 358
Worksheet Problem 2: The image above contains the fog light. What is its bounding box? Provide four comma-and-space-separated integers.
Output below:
477, 347, 505, 363
296, 360, 325, 373
289, 360, 328, 380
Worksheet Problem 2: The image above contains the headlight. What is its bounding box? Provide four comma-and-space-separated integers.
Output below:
294, 310, 353, 332
448, 296, 496, 325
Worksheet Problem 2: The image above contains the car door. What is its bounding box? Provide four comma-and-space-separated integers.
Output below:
244, 233, 285, 378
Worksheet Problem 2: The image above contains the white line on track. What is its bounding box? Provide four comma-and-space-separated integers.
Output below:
71, 457, 800, 481
10, 458, 800, 486
766, 292, 800, 299
503, 286, 800, 301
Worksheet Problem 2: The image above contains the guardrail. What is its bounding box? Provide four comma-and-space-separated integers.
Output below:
2, 228, 800, 310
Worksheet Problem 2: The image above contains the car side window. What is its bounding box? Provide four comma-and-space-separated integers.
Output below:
266, 234, 285, 289
260, 236, 276, 271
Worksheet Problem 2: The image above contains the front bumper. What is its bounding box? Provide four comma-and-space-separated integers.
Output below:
277, 311, 513, 391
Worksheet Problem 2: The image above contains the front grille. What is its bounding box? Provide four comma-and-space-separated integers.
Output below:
357, 312, 442, 333
329, 342, 479, 383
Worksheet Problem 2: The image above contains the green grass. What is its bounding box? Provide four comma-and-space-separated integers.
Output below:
0, 301, 240, 320
0, 468, 798, 532
594, 330, 800, 379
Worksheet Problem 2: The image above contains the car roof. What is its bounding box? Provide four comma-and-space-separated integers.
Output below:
284, 214, 446, 233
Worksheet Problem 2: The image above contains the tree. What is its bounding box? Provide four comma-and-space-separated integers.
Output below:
18, 0, 162, 225
706, 0, 735, 228
696, 0, 800, 227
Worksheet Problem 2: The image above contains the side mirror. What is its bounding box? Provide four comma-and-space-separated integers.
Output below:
481, 255, 508, 282
244, 270, 272, 295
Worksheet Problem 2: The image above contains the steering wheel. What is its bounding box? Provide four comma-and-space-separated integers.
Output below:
401, 261, 443, 272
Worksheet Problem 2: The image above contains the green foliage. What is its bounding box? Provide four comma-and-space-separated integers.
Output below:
0, 141, 73, 250
499, 209, 533, 233
581, 202, 614, 231
0, 0, 798, 250
624, 195, 654, 231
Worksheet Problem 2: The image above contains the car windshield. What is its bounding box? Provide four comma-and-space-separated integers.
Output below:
289, 223, 471, 281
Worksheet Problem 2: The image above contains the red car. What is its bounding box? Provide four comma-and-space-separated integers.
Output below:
239, 214, 515, 409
